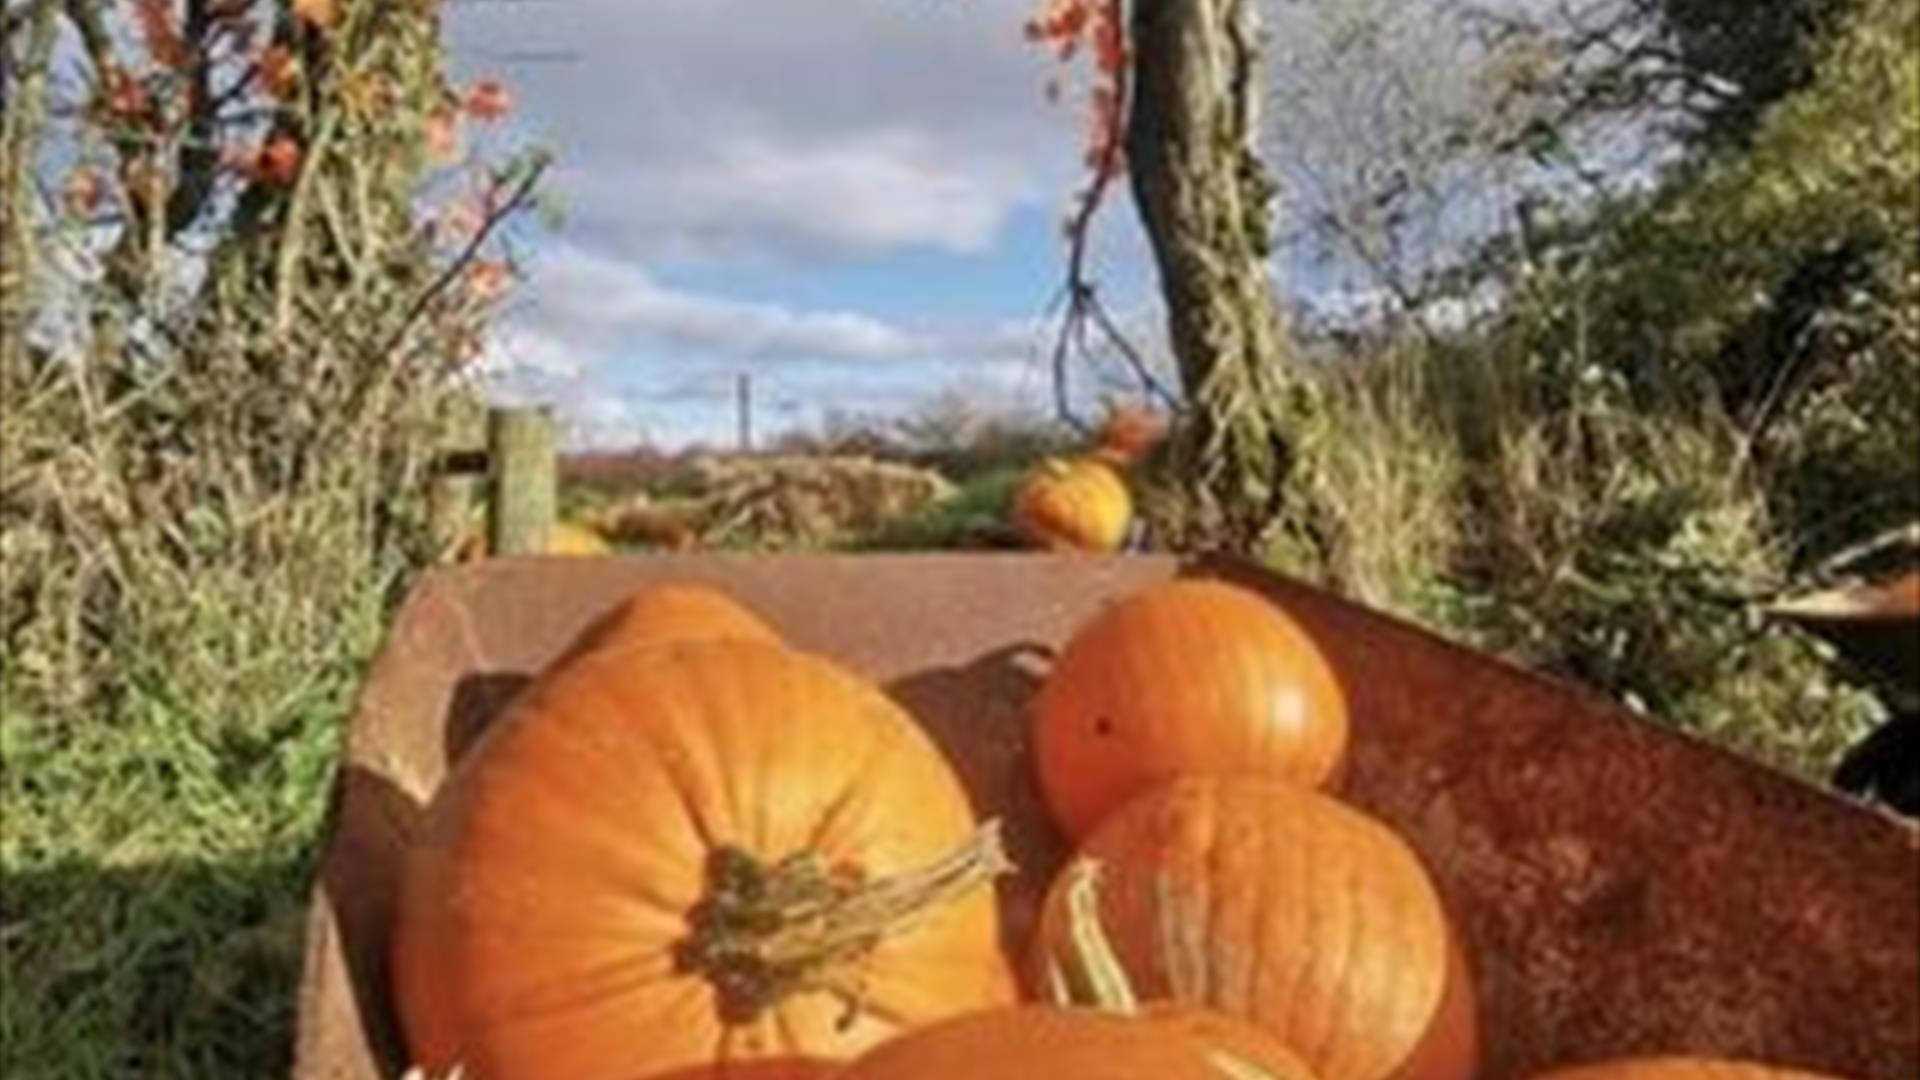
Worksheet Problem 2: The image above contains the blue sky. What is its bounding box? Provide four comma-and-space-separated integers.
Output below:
439, 0, 1578, 451
442, 0, 1168, 450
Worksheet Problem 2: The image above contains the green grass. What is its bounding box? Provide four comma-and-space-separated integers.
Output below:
841, 466, 1026, 551
0, 676, 350, 1078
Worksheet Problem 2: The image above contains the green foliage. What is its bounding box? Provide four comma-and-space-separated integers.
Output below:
846, 467, 1028, 551
1, 0, 539, 723
1267, 0, 1912, 779
1516, 0, 1919, 555
1259, 339, 1463, 614
1656, 0, 1857, 144
1278, 332, 1884, 780
1, 672, 352, 1078
0, 3, 544, 1074
1469, 0, 1862, 149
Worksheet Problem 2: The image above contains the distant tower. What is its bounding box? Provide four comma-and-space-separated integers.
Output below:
736, 372, 753, 451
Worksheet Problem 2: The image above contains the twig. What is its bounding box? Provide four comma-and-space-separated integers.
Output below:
1038, 0, 1180, 430
329, 153, 548, 439
271, 104, 342, 335
380, 153, 547, 358
1086, 288, 1178, 405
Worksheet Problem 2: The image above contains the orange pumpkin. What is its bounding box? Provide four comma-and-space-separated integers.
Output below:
1090, 403, 1168, 467
560, 582, 782, 661
457, 519, 609, 561
839, 841, 1320, 1080
391, 640, 1016, 1080
1011, 455, 1133, 552
547, 521, 611, 555
1524, 1058, 1855, 1080
1030, 777, 1478, 1080
1032, 578, 1348, 838
836, 1004, 1320, 1080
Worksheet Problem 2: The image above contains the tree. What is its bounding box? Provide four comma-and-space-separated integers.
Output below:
1262, 0, 1554, 332
1462, 0, 1862, 151
1, 0, 543, 715
1027, 0, 1312, 550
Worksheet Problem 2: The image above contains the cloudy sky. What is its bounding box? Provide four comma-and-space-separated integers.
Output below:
439, 0, 1585, 451
442, 0, 1169, 450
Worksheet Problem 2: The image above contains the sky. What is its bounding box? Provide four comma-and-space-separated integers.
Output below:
442, 0, 1168, 451
439, 0, 1598, 452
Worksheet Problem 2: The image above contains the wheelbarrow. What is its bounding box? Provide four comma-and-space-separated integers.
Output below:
290, 553, 1918, 1079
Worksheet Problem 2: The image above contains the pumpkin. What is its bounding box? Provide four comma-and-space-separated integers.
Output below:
548, 520, 612, 555
1032, 578, 1348, 838
391, 639, 1017, 1080
841, 831, 1319, 1080
1090, 403, 1168, 467
1523, 1058, 1854, 1080
835, 1005, 1320, 1080
1011, 455, 1133, 553
457, 519, 610, 560
1030, 777, 1478, 1080
559, 582, 782, 661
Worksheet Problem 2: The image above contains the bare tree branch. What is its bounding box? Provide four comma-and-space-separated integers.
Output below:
1038, 1, 1181, 431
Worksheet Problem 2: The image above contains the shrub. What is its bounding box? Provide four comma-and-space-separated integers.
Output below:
1, 1, 544, 726
0, 4, 544, 1073
1250, 0, 1913, 779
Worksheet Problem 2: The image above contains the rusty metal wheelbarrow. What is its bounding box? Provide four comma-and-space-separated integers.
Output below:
292, 553, 1918, 1079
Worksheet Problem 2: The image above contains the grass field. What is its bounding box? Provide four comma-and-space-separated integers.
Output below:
1, 673, 351, 1078
0, 464, 1024, 1078
0, 445, 984, 1077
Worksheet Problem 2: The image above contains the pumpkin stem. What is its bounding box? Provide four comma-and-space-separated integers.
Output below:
1039, 855, 1141, 1016
675, 820, 1014, 1025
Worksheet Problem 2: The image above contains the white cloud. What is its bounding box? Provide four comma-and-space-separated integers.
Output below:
479, 321, 582, 381
564, 127, 1033, 262
493, 244, 928, 373
472, 241, 1179, 449
439, 0, 1168, 449
484, 361, 653, 449
446, 0, 1075, 265
560, 393, 646, 450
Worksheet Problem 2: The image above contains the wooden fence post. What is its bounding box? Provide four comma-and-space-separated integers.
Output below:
428, 471, 478, 558
487, 405, 556, 556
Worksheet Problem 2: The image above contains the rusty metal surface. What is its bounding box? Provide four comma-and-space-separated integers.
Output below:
291, 554, 1919, 1080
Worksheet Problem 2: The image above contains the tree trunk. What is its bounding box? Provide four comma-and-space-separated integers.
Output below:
1126, 0, 1309, 551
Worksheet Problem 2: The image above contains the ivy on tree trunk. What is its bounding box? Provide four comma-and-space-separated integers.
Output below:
1126, 0, 1313, 551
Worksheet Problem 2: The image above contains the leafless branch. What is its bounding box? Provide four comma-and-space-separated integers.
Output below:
383, 153, 548, 357
1039, 5, 1181, 432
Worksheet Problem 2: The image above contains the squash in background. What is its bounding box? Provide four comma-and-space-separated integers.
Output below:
456, 518, 610, 560
1088, 402, 1168, 466
1009, 402, 1166, 552
1011, 456, 1134, 552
